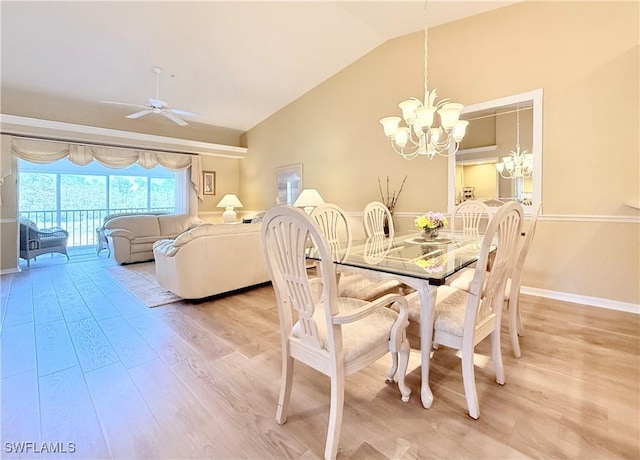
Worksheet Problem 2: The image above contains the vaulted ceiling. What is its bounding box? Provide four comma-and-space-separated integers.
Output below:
1, 1, 520, 139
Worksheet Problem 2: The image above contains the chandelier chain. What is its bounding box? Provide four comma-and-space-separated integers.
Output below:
516, 104, 520, 149
423, 3, 429, 99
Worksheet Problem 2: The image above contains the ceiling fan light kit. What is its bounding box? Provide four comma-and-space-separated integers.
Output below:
100, 66, 199, 126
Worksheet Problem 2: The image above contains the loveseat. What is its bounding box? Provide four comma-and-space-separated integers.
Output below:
153, 223, 270, 299
104, 213, 201, 264
96, 211, 168, 255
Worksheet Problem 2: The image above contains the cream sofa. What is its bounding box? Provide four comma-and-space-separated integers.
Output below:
153, 223, 270, 299
104, 214, 201, 264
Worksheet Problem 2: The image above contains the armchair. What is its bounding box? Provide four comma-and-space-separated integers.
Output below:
19, 219, 69, 267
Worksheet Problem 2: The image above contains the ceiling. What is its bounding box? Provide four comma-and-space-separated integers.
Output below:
1, 1, 521, 135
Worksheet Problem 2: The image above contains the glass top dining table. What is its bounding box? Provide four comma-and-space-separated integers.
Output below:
308, 231, 487, 409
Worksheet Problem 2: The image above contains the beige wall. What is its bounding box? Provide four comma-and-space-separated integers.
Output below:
0, 135, 18, 270
462, 117, 496, 150
1, 90, 244, 147
197, 155, 242, 220
462, 163, 497, 201
241, 1, 639, 305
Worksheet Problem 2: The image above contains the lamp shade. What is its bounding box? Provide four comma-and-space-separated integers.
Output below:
293, 189, 324, 208
293, 189, 324, 214
216, 194, 244, 208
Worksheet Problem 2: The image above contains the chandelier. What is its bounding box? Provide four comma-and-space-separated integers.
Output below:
379, 2, 468, 160
496, 106, 533, 178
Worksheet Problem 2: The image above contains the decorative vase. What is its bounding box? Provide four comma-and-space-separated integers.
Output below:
383, 215, 392, 237
421, 227, 439, 241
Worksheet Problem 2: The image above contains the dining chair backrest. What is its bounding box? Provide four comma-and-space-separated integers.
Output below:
509, 202, 542, 303
467, 201, 523, 334
363, 201, 393, 238
451, 200, 491, 237
311, 203, 352, 261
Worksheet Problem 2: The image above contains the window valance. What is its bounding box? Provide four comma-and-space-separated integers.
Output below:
8, 137, 203, 201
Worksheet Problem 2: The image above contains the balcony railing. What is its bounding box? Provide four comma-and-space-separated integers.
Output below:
19, 207, 175, 248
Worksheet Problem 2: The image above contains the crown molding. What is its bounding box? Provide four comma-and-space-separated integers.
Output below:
0, 114, 247, 158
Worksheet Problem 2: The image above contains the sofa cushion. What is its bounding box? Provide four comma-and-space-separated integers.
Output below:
158, 214, 201, 236
164, 223, 262, 252
105, 215, 161, 237
172, 224, 215, 248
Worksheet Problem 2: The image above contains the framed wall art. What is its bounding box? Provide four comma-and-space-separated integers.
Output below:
203, 171, 216, 195
275, 163, 302, 205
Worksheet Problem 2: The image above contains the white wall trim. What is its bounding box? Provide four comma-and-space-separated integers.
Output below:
538, 214, 639, 224
521, 286, 639, 315
0, 268, 20, 275
390, 211, 639, 224
1, 114, 248, 158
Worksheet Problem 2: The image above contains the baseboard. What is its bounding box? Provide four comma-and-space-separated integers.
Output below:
521, 286, 639, 314
0, 267, 20, 275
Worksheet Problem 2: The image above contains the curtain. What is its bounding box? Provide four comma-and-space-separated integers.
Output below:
9, 137, 204, 207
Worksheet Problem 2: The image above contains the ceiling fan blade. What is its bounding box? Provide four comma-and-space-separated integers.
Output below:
168, 108, 200, 117
126, 109, 153, 119
100, 100, 148, 109
162, 111, 188, 126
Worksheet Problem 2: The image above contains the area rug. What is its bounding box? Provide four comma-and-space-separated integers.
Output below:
104, 261, 182, 307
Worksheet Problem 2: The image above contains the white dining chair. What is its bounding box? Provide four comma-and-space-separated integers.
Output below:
311, 203, 402, 301
450, 200, 491, 237
448, 202, 542, 357
396, 201, 523, 419
261, 205, 411, 460
363, 201, 394, 238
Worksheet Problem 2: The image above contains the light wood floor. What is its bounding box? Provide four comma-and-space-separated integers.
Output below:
1, 254, 639, 459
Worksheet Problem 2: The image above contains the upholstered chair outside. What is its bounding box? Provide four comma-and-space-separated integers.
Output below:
450, 200, 491, 237
363, 201, 394, 238
261, 205, 411, 460
448, 202, 542, 357
19, 219, 69, 267
396, 202, 523, 419
311, 203, 402, 302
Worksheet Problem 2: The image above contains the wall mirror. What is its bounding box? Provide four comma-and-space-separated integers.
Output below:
447, 89, 543, 216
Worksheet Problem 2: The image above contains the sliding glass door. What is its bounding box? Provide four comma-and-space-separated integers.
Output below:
18, 158, 177, 247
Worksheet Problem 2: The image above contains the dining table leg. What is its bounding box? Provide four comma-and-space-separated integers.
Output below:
417, 280, 437, 409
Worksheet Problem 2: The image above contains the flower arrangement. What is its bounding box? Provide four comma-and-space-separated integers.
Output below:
415, 256, 447, 274
378, 175, 408, 215
414, 211, 448, 230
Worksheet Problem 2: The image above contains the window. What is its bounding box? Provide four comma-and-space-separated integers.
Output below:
18, 159, 177, 247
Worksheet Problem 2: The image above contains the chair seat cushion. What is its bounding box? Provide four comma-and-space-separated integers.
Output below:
292, 297, 398, 362
394, 286, 470, 337
338, 273, 402, 302
432, 285, 470, 337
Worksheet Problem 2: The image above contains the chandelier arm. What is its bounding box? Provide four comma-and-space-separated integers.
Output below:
389, 140, 421, 160
437, 142, 461, 157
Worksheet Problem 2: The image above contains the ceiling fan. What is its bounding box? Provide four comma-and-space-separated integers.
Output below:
100, 66, 199, 126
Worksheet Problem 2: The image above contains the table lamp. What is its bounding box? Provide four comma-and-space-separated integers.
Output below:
217, 194, 244, 223
293, 189, 325, 214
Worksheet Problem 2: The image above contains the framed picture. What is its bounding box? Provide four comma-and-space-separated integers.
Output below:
203, 171, 216, 195
275, 163, 303, 205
